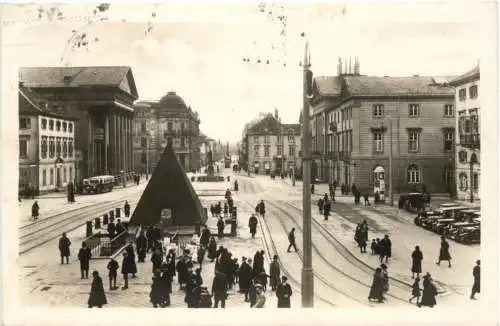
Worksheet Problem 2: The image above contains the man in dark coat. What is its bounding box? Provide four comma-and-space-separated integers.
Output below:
107, 221, 116, 239
239, 257, 252, 301
146, 225, 154, 252
31, 201, 39, 221
471, 260, 480, 299
115, 219, 125, 235
248, 214, 258, 239
323, 198, 331, 221
121, 251, 134, 289
411, 246, 423, 279
176, 256, 190, 289
125, 244, 137, 277
136, 231, 148, 262
217, 217, 225, 238
211, 270, 228, 308
436, 236, 452, 267
269, 255, 281, 291
124, 201, 130, 218
200, 225, 211, 248
107, 258, 119, 290
197, 246, 206, 270
368, 268, 385, 303
258, 200, 266, 218
252, 251, 264, 276
287, 228, 298, 252
88, 271, 107, 308
208, 237, 217, 262
276, 276, 292, 308
419, 273, 437, 308
59, 233, 71, 264
379, 235, 392, 263
78, 242, 92, 279
67, 181, 75, 203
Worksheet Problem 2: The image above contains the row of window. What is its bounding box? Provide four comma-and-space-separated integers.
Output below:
140, 136, 189, 148
372, 129, 454, 153
40, 136, 74, 159
140, 121, 193, 133
37, 118, 74, 133
457, 151, 479, 164
41, 166, 73, 187
253, 145, 296, 157
253, 161, 296, 169
371, 104, 454, 118
458, 172, 479, 192
318, 131, 354, 153
458, 112, 479, 135
458, 85, 479, 101
253, 133, 296, 144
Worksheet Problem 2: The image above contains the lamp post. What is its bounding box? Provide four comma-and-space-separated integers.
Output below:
301, 40, 314, 307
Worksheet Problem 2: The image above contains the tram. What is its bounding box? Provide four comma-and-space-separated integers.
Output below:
82, 175, 115, 194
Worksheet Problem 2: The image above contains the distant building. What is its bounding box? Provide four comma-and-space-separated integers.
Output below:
18, 85, 77, 195
199, 133, 217, 166
19, 66, 138, 181
132, 92, 201, 173
449, 66, 480, 202
241, 111, 301, 175
307, 58, 456, 195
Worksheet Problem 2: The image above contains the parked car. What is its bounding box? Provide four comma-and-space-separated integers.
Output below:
455, 226, 481, 244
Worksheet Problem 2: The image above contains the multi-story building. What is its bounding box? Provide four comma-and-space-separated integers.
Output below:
133, 91, 201, 173
308, 58, 456, 195
199, 133, 217, 166
19, 66, 138, 180
242, 112, 301, 175
18, 85, 77, 195
449, 66, 480, 202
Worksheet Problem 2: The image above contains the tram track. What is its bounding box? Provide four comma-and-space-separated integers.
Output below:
19, 194, 140, 255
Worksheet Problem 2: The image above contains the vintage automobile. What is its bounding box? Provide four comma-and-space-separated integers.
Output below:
447, 221, 480, 239
414, 209, 442, 226
456, 209, 481, 222
83, 175, 115, 194
399, 192, 426, 212
455, 226, 481, 244
433, 218, 456, 234
438, 206, 469, 219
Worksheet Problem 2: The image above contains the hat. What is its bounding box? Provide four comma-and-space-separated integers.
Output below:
281, 276, 288, 281
242, 257, 247, 260
273, 255, 278, 260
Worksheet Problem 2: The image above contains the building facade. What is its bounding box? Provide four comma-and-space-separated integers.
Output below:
449, 66, 480, 202
133, 92, 201, 173
19, 86, 77, 194
242, 112, 301, 175
308, 58, 456, 195
19, 66, 138, 181
199, 134, 217, 166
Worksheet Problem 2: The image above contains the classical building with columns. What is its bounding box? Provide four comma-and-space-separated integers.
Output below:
19, 66, 138, 180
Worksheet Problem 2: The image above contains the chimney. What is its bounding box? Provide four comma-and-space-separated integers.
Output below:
337, 57, 343, 76
354, 57, 360, 75
348, 57, 352, 75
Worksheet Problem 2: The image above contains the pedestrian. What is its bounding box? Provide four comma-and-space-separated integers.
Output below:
151, 246, 163, 273
248, 278, 259, 307
436, 236, 452, 267
287, 228, 298, 252
200, 225, 211, 248
124, 201, 130, 218
78, 242, 92, 279
368, 268, 385, 303
176, 256, 189, 289
381, 263, 389, 293
107, 220, 116, 239
276, 276, 292, 308
364, 193, 370, 206
107, 258, 119, 290
211, 270, 228, 308
258, 200, 266, 218
31, 201, 39, 221
259, 271, 269, 292
361, 220, 369, 242
248, 213, 258, 239
269, 255, 281, 291
317, 198, 324, 214
208, 237, 217, 262
166, 249, 176, 279
323, 199, 331, 221
121, 251, 133, 290
150, 275, 163, 308
185, 270, 198, 308
136, 231, 147, 263
471, 260, 481, 299
358, 233, 367, 254
125, 244, 137, 278
160, 268, 173, 307
115, 219, 125, 235
88, 271, 107, 308
234, 180, 239, 191
223, 203, 229, 217
146, 225, 154, 252
379, 235, 392, 263
217, 217, 225, 238
375, 238, 381, 255
239, 257, 252, 301
233, 258, 239, 284
418, 273, 437, 308
254, 284, 266, 308
411, 246, 423, 279
58, 233, 71, 264
197, 245, 206, 270
409, 277, 421, 305
67, 181, 75, 203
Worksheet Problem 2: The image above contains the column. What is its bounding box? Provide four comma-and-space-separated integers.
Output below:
104, 113, 109, 173
108, 113, 115, 175
118, 114, 122, 172
87, 114, 93, 177
129, 118, 133, 172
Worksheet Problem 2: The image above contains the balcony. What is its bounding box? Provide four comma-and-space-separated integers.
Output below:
459, 134, 480, 149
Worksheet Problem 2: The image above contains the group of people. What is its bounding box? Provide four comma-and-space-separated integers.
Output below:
317, 193, 332, 221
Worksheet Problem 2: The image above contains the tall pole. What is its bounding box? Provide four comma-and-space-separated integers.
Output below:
469, 160, 474, 203
301, 41, 314, 307
388, 117, 393, 206
146, 135, 149, 178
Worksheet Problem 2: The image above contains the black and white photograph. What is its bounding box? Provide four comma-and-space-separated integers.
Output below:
1, 1, 498, 326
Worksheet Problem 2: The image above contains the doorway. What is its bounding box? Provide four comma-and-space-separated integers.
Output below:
373, 166, 386, 200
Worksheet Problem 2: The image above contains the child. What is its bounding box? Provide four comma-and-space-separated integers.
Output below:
409, 277, 421, 304
371, 239, 377, 255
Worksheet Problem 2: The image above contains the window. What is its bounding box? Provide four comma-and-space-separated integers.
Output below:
56, 138, 62, 157
19, 117, 31, 129
50, 168, 54, 186
471, 114, 479, 134
253, 145, 259, 156
458, 150, 468, 163
62, 139, 68, 158
69, 167, 73, 182
469, 85, 478, 99
264, 145, 270, 157
277, 135, 282, 143
181, 137, 185, 147
41, 119, 47, 130
459, 88, 466, 101
62, 122, 67, 132
408, 104, 420, 117
288, 134, 294, 143
141, 122, 147, 132
49, 137, 55, 158
19, 138, 28, 158
264, 136, 270, 144
373, 104, 384, 117
63, 167, 67, 183
42, 169, 47, 186
289, 145, 295, 157
68, 141, 74, 157
68, 123, 73, 133
41, 137, 48, 159
141, 152, 147, 164
180, 122, 185, 131
444, 105, 454, 117
253, 136, 260, 144
167, 122, 173, 131
408, 130, 420, 152
350, 131, 353, 152
277, 145, 283, 156
49, 119, 54, 130
407, 164, 421, 184
373, 132, 383, 152
141, 137, 147, 147
444, 130, 454, 151
56, 121, 61, 131
459, 172, 468, 191
472, 173, 479, 192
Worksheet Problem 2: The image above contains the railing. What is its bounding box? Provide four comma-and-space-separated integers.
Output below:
83, 233, 105, 257
99, 230, 128, 257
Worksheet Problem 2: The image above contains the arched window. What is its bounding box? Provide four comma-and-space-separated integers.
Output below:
459, 172, 468, 191
407, 164, 421, 184
41, 137, 48, 159
470, 153, 478, 164
458, 150, 468, 164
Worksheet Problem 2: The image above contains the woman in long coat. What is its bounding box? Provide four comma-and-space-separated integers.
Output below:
125, 244, 138, 277
380, 264, 389, 293
411, 246, 423, 279
31, 201, 39, 221
150, 275, 163, 308
88, 271, 107, 308
269, 255, 281, 291
166, 250, 176, 278
207, 237, 217, 262
437, 236, 452, 267
368, 268, 385, 303
419, 273, 437, 308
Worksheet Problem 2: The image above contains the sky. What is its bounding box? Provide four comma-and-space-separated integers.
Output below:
1, 2, 485, 143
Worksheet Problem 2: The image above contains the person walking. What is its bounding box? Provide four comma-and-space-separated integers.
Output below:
217, 217, 225, 238
211, 270, 228, 308
248, 214, 258, 239
136, 231, 148, 263
411, 246, 423, 279
258, 200, 266, 218
269, 255, 281, 291
379, 235, 392, 263
368, 268, 385, 303
78, 242, 92, 279
239, 257, 252, 301
88, 271, 107, 308
381, 263, 389, 294
419, 273, 437, 308
436, 236, 452, 267
287, 228, 298, 253
121, 252, 133, 290
471, 260, 481, 299
199, 225, 211, 248
207, 237, 217, 262
58, 233, 71, 264
197, 245, 206, 270
124, 201, 130, 218
276, 276, 292, 308
107, 258, 119, 290
409, 277, 421, 305
31, 201, 39, 221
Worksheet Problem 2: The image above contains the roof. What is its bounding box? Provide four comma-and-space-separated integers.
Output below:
449, 66, 480, 86
129, 143, 206, 227
313, 76, 342, 96
19, 66, 139, 99
158, 91, 187, 109
18, 85, 78, 120
247, 114, 282, 135
282, 123, 301, 134
342, 75, 455, 96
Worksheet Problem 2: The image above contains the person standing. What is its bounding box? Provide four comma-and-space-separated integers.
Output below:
121, 252, 132, 290
150, 275, 163, 308
287, 228, 298, 253
88, 271, 107, 308
136, 231, 148, 263
107, 258, 119, 290
248, 214, 258, 239
258, 200, 266, 218
125, 244, 137, 278
409, 277, 421, 305
197, 245, 206, 270
323, 197, 331, 221
379, 235, 392, 263
78, 242, 92, 279
58, 233, 71, 264
380, 263, 389, 294
200, 225, 211, 248
436, 236, 452, 267
368, 268, 385, 303
217, 217, 225, 238
31, 201, 39, 221
419, 273, 437, 308
411, 246, 423, 279
276, 276, 292, 308
208, 237, 217, 262
124, 201, 130, 218
211, 270, 228, 308
269, 255, 281, 291
471, 260, 481, 299
107, 221, 116, 239
238, 257, 252, 301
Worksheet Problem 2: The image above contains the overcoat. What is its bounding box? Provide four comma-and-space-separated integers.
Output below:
88, 276, 107, 307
